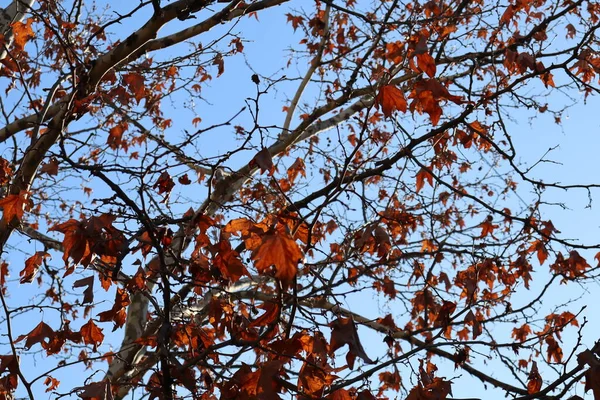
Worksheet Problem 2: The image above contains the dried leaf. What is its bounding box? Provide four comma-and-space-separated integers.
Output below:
16, 321, 55, 350
122, 73, 146, 103
251, 147, 275, 175
252, 229, 303, 284
80, 320, 104, 351
73, 276, 94, 304
330, 317, 374, 368
375, 85, 407, 117
0, 191, 33, 223
20, 251, 50, 284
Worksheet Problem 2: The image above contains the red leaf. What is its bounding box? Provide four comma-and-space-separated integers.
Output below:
417, 53, 436, 77
20, 251, 49, 284
80, 320, 104, 351
375, 85, 407, 117
0, 190, 33, 223
122, 73, 146, 103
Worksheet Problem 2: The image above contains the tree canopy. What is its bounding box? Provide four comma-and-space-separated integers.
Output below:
0, 0, 599, 399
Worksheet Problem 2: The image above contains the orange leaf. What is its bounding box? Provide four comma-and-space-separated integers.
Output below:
11, 19, 34, 50
0, 190, 33, 223
80, 320, 104, 351
375, 85, 407, 118
479, 217, 499, 238
415, 168, 433, 193
252, 229, 303, 284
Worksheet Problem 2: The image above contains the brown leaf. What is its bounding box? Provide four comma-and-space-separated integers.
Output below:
80, 320, 104, 351
20, 251, 49, 284
154, 171, 175, 196
73, 276, 94, 304
584, 363, 600, 399
415, 168, 433, 193
76, 381, 113, 400
545, 335, 563, 363
50, 219, 92, 266
417, 53, 436, 77
527, 361, 542, 394
249, 302, 280, 328
251, 147, 275, 175
298, 362, 337, 397
328, 389, 353, 400
329, 317, 374, 368
40, 158, 59, 176
16, 321, 55, 350
98, 288, 130, 330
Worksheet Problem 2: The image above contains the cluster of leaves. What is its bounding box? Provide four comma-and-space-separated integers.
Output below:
0, 0, 599, 400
